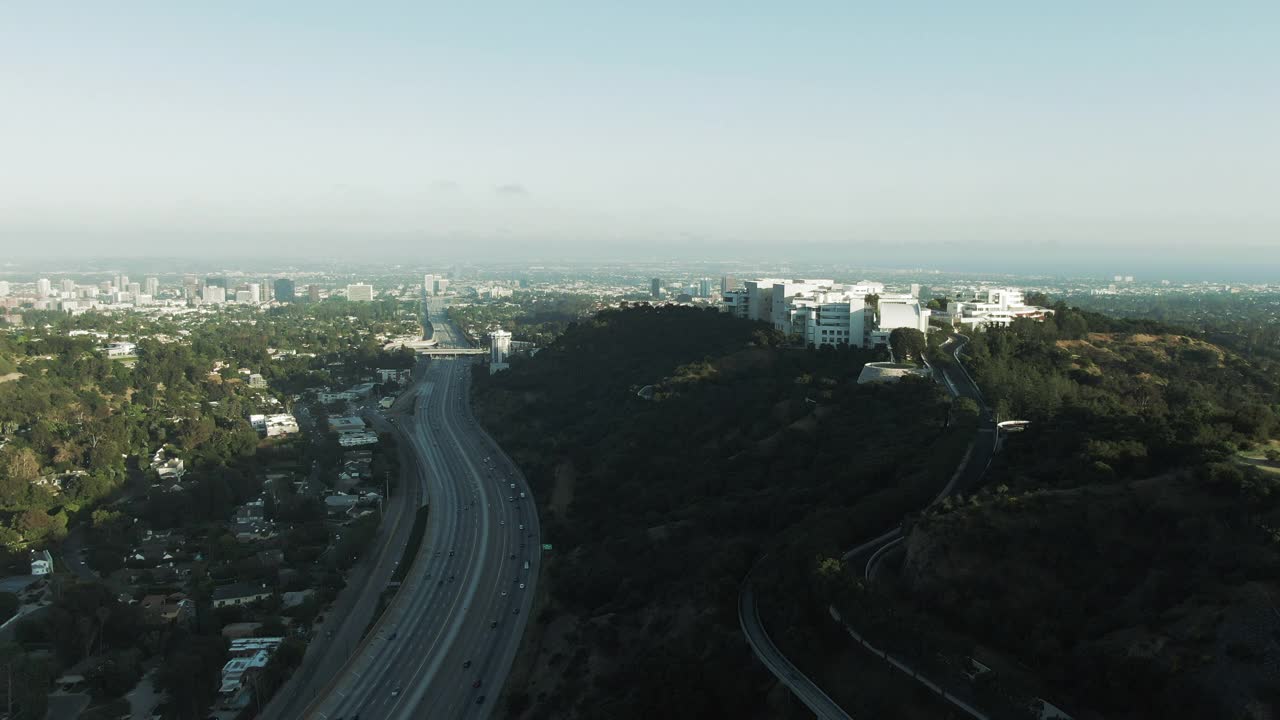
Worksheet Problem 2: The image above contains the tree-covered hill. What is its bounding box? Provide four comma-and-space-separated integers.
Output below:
474, 305, 967, 719
900, 306, 1280, 718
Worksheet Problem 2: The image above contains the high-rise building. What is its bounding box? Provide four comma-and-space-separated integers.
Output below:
235, 290, 254, 303
246, 283, 261, 304
721, 274, 737, 294
489, 329, 512, 374
423, 274, 437, 296
127, 282, 141, 299
61, 279, 76, 294
145, 277, 159, 297
347, 283, 374, 302
490, 329, 512, 364
308, 285, 321, 302
116, 274, 129, 291
203, 286, 226, 303
698, 278, 712, 298
0, 281, 10, 297
433, 278, 449, 295
274, 278, 295, 303
650, 278, 662, 299
36, 278, 51, 298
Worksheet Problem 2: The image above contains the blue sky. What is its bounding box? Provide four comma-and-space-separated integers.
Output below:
1, 2, 1276, 269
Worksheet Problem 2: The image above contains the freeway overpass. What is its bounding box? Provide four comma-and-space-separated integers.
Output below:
415, 347, 486, 357
382, 338, 486, 356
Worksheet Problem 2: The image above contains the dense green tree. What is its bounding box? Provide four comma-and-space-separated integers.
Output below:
888, 327, 927, 365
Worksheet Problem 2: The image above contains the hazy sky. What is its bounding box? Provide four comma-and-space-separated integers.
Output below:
2, 2, 1277, 266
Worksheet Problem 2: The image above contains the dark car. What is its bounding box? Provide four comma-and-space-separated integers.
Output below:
513, 608, 520, 614
463, 660, 471, 668
476, 696, 485, 704
490, 620, 497, 628
472, 679, 481, 688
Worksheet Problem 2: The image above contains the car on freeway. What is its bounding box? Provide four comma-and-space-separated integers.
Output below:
463, 660, 471, 668
513, 607, 520, 614
476, 696, 485, 704
391, 687, 401, 696
472, 679, 482, 688
519, 583, 525, 589
500, 520, 505, 526
501, 590, 507, 596
490, 620, 498, 628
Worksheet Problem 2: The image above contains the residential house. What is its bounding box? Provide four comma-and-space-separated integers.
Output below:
211, 582, 273, 608
151, 448, 185, 482
250, 413, 299, 437
323, 493, 359, 515
219, 637, 284, 706
327, 416, 365, 433
30, 549, 53, 575
337, 430, 378, 447
140, 592, 194, 625
376, 368, 411, 385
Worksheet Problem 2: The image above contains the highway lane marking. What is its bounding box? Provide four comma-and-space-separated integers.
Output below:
326, 365, 463, 715
392, 359, 501, 718
349, 400, 464, 705
383, 361, 491, 717
421, 372, 533, 720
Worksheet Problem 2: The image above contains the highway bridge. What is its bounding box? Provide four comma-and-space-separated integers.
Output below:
415, 346, 487, 357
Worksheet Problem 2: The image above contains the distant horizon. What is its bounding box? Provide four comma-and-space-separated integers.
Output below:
3, 4, 1277, 263
0, 238, 1276, 285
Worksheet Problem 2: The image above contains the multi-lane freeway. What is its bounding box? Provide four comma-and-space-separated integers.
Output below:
299, 300, 541, 720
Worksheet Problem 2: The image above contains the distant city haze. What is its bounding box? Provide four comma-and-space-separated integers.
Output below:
2, 4, 1276, 277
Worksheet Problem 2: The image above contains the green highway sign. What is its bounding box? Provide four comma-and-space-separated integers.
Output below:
541, 544, 553, 551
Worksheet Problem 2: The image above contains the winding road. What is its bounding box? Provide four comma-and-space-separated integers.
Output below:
739, 335, 996, 719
